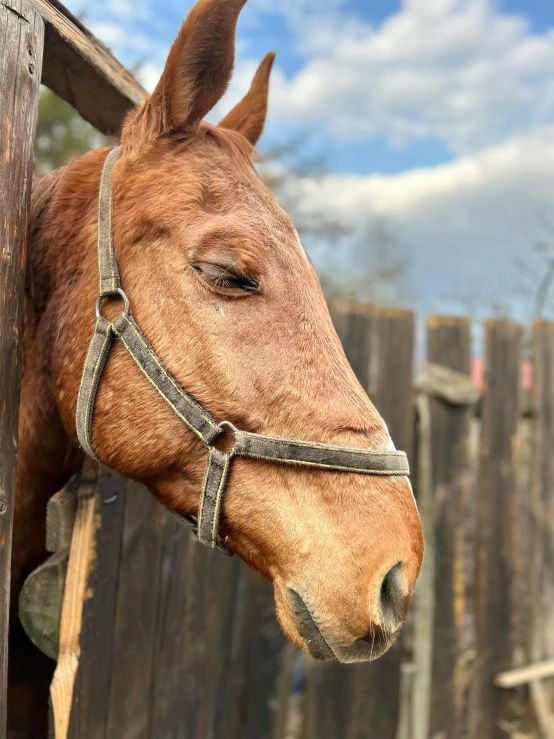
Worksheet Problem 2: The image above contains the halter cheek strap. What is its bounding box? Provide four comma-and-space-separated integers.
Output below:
76, 147, 410, 556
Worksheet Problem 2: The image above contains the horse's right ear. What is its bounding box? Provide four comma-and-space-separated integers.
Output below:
123, 0, 247, 147
218, 52, 276, 146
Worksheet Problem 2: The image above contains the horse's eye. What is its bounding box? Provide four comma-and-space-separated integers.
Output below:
191, 263, 259, 294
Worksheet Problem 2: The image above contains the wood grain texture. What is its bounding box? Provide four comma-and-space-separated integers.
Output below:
50, 477, 98, 739
304, 662, 352, 739
345, 309, 415, 739
67, 467, 126, 739
427, 317, 473, 739
471, 320, 523, 739
30, 0, 147, 134
106, 480, 164, 739
240, 571, 292, 739
329, 301, 375, 392
46, 477, 79, 553
0, 1, 43, 732
148, 512, 191, 737
532, 322, 554, 666
375, 309, 415, 462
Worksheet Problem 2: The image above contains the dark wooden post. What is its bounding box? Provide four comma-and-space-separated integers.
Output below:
531, 323, 554, 664
344, 308, 415, 739
0, 1, 43, 732
426, 317, 473, 738
471, 320, 523, 739
329, 301, 374, 392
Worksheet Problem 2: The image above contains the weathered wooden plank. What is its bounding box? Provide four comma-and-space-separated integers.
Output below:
46, 476, 79, 553
426, 316, 473, 739
329, 301, 374, 391
344, 308, 416, 739
375, 308, 415, 462
50, 468, 98, 739
106, 481, 164, 739
471, 320, 523, 739
66, 467, 126, 739
495, 660, 554, 688
240, 572, 292, 739
203, 555, 244, 739
304, 662, 352, 739
213, 563, 256, 739
0, 1, 43, 732
148, 512, 191, 737
30, 0, 148, 135
178, 537, 216, 739
532, 322, 554, 667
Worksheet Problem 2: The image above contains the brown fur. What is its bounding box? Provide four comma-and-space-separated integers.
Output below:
10, 0, 423, 734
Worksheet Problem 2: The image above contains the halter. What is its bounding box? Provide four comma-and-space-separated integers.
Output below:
76, 147, 410, 556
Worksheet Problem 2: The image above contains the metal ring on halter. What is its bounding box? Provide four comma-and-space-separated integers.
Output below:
217, 420, 239, 453
95, 288, 130, 320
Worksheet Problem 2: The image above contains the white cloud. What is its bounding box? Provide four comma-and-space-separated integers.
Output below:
247, 0, 554, 154
285, 126, 554, 315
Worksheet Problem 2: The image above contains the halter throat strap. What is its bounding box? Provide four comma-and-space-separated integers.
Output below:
76, 147, 410, 556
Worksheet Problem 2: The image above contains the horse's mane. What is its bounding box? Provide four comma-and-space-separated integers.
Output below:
30, 168, 64, 235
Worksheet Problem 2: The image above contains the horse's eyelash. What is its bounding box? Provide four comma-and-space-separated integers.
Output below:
192, 264, 259, 292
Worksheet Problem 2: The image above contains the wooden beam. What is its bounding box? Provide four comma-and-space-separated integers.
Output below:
495, 660, 554, 689
0, 2, 44, 734
30, 0, 148, 135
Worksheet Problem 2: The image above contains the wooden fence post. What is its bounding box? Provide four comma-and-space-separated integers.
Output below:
531, 322, 554, 730
329, 301, 375, 393
0, 1, 43, 732
471, 320, 523, 739
304, 302, 376, 739
343, 308, 416, 739
426, 317, 472, 739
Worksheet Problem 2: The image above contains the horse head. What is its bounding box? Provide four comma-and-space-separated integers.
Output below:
49, 0, 423, 662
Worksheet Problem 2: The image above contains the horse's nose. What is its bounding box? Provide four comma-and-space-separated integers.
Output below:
286, 561, 411, 663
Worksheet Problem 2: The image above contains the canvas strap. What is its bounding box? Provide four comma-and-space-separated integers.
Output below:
76, 147, 410, 556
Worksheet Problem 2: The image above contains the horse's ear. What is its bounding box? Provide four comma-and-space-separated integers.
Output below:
124, 0, 247, 144
218, 52, 275, 146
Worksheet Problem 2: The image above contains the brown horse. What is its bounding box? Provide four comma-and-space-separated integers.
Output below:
10, 0, 423, 734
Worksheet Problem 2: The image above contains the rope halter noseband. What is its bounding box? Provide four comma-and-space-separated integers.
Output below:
76, 147, 410, 556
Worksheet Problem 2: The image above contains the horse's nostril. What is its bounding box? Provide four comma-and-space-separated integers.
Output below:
379, 562, 405, 631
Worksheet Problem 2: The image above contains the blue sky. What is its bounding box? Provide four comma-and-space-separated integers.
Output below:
66, 0, 554, 320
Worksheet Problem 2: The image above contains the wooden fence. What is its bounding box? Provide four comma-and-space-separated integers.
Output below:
15, 302, 552, 738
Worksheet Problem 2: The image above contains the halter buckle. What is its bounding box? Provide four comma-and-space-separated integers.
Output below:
95, 288, 130, 320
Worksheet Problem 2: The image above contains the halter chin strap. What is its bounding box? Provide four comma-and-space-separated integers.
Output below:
76, 147, 410, 556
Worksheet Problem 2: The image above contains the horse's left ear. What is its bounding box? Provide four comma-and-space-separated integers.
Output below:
218, 52, 276, 145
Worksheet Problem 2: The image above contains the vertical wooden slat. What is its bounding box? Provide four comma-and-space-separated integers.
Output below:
304, 301, 378, 739
471, 320, 523, 739
0, 1, 43, 732
531, 323, 554, 663
203, 554, 243, 739
304, 662, 353, 739
329, 301, 374, 391
375, 309, 416, 462
240, 572, 292, 739
426, 316, 472, 739
106, 482, 164, 739
148, 512, 191, 737
343, 308, 416, 739
67, 467, 126, 739
213, 563, 255, 739
178, 538, 220, 739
